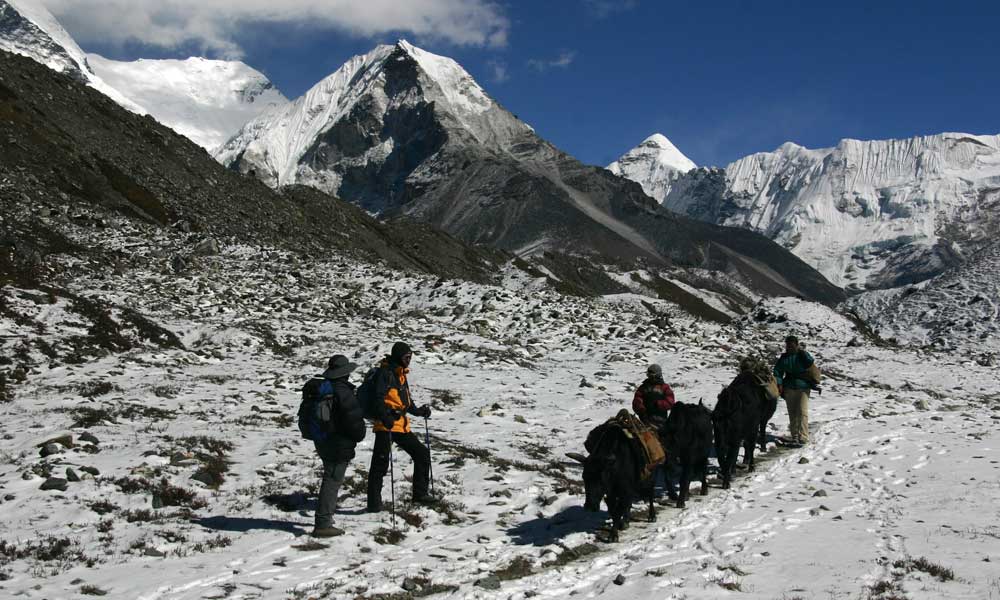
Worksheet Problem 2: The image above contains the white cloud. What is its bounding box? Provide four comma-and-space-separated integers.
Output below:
527, 51, 576, 71
487, 59, 509, 83
40, 0, 510, 59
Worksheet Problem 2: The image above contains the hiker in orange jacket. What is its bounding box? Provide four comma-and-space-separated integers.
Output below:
366, 342, 433, 512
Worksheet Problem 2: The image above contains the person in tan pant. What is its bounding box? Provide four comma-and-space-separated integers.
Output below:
772, 335, 816, 445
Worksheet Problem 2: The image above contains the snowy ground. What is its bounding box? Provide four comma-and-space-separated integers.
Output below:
2, 214, 999, 600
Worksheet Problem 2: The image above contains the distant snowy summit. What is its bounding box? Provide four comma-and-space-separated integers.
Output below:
88, 55, 288, 151
607, 133, 696, 201
0, 0, 287, 149
615, 130, 1000, 291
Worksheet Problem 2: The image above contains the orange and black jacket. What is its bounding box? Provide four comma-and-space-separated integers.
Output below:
372, 359, 416, 433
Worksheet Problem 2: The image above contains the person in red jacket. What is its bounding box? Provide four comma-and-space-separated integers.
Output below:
633, 363, 678, 499
633, 364, 676, 430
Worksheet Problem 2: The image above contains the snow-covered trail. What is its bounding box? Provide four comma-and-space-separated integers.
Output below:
2, 217, 999, 599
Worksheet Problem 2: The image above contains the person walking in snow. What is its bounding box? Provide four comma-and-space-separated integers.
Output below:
633, 363, 679, 498
311, 355, 366, 537
773, 335, 816, 445
367, 342, 434, 512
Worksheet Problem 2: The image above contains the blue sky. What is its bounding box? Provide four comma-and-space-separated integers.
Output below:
60, 0, 999, 167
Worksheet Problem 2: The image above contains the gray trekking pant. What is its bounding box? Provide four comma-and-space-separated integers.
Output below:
316, 457, 348, 529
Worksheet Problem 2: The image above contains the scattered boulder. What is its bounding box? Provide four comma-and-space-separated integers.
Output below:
192, 238, 219, 256
613, 574, 626, 585
80, 466, 100, 477
143, 547, 166, 558
401, 578, 419, 592
65, 468, 81, 482
914, 399, 930, 411
79, 432, 100, 445
813, 489, 828, 497
39, 443, 62, 458
40, 477, 68, 491
38, 434, 73, 449
191, 470, 218, 487
798, 457, 810, 465
170, 255, 187, 273
474, 575, 501, 591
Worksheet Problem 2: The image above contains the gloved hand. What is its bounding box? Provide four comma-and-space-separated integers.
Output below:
380, 411, 397, 429
414, 405, 431, 418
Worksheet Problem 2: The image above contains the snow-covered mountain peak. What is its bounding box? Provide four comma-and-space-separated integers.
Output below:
87, 53, 288, 151
215, 40, 528, 198
606, 133, 696, 201
395, 39, 492, 115
657, 130, 1000, 291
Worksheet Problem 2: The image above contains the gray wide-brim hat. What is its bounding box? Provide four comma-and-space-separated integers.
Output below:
322, 354, 359, 380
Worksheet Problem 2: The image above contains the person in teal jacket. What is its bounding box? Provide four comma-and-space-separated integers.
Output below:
773, 335, 815, 445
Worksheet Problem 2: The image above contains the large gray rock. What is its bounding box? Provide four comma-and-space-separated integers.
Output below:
40, 477, 68, 491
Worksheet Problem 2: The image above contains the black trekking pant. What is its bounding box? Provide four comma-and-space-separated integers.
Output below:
367, 431, 430, 507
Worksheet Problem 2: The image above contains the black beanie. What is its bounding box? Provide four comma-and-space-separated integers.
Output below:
390, 341, 412, 363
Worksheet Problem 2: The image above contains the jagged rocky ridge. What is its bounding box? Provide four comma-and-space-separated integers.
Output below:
217, 41, 843, 305
615, 133, 1000, 292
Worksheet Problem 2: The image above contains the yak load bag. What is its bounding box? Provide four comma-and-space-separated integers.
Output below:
297, 377, 336, 441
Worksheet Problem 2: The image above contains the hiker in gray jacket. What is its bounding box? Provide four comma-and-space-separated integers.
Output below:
312, 355, 366, 537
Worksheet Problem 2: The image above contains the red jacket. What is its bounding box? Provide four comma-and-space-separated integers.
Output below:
633, 378, 676, 421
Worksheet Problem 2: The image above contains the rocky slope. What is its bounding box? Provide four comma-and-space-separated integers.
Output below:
0, 49, 509, 288
218, 41, 844, 305
845, 239, 1000, 354
641, 134, 1000, 292
607, 133, 696, 201
87, 55, 289, 151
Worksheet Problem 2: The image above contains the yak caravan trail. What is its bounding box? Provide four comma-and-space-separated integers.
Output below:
1, 207, 999, 599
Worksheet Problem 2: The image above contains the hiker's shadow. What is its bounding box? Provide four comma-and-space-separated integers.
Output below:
507, 505, 605, 547
194, 516, 309, 537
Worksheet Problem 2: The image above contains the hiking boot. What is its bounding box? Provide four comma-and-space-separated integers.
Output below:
412, 494, 439, 506
311, 526, 345, 538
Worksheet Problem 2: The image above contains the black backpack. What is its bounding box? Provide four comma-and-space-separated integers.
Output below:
356, 367, 384, 421
297, 377, 336, 441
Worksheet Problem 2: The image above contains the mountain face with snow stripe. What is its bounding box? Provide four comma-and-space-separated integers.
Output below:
0, 0, 142, 112
217, 41, 844, 305
607, 133, 696, 201
0, 0, 87, 80
645, 133, 1000, 291
87, 55, 288, 151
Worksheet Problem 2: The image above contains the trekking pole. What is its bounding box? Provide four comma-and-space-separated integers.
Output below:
424, 416, 434, 496
389, 431, 397, 530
